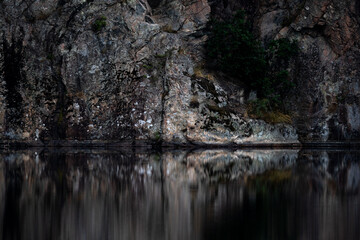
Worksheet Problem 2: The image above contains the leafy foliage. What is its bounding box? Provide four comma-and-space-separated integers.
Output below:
206, 11, 266, 88
268, 38, 298, 62
206, 11, 298, 112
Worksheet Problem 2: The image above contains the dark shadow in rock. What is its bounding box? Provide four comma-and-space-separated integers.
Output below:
2, 36, 25, 128
148, 0, 163, 9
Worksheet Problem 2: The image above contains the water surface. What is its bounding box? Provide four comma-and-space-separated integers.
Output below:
1, 148, 360, 240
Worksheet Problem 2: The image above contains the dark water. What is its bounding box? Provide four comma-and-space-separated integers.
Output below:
1, 148, 360, 240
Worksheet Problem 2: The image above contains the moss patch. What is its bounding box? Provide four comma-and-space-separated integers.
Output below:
92, 16, 107, 32
249, 110, 292, 124
142, 64, 154, 70
193, 65, 215, 80
153, 131, 161, 141
161, 25, 177, 33
247, 99, 292, 124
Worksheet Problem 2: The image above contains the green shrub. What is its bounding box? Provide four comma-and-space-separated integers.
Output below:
206, 11, 266, 87
248, 99, 292, 124
268, 38, 298, 62
92, 16, 107, 32
206, 11, 298, 110
248, 99, 271, 117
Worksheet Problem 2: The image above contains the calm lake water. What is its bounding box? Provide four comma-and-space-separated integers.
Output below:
1, 148, 360, 240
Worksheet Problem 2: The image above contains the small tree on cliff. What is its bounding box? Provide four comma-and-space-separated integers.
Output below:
206, 11, 298, 111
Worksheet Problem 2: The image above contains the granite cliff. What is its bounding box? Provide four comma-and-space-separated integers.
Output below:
0, 0, 359, 146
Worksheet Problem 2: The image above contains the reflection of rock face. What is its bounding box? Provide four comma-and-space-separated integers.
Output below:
163, 150, 298, 184
1, 149, 360, 239
297, 150, 360, 194
0, 161, 5, 237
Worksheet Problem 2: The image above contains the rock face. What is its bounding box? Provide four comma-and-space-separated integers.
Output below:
210, 0, 360, 142
0, 0, 359, 144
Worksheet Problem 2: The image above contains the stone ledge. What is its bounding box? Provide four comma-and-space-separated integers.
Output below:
2, 140, 360, 150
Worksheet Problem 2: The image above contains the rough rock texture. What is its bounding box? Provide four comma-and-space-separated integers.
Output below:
213, 0, 360, 142
0, 0, 359, 144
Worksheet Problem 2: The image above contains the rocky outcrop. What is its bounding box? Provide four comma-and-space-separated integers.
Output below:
286, 0, 360, 141
239, 0, 360, 141
0, 0, 359, 145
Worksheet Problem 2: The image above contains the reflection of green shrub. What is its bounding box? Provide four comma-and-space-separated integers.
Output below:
250, 169, 292, 193
206, 11, 298, 110
92, 16, 107, 32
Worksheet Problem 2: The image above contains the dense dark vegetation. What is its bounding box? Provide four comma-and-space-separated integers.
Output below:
206, 11, 298, 119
